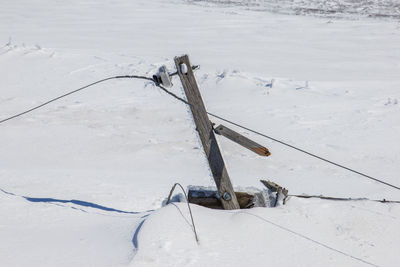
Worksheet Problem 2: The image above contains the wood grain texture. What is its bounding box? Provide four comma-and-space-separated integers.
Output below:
214, 124, 271, 156
174, 55, 240, 210
188, 189, 254, 209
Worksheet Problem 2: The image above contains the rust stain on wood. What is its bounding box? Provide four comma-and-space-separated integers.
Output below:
251, 147, 271, 157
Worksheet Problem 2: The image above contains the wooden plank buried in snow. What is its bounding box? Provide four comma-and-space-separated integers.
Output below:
174, 55, 240, 210
188, 189, 258, 209
214, 124, 271, 157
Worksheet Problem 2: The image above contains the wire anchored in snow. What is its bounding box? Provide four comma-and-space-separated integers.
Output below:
239, 211, 379, 267
166, 183, 199, 243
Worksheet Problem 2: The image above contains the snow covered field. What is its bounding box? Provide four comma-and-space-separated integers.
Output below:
1, 0, 400, 266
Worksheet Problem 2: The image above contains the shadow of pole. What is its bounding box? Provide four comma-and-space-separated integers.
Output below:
0, 187, 153, 214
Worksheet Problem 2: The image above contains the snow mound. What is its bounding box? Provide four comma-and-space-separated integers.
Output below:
131, 200, 399, 266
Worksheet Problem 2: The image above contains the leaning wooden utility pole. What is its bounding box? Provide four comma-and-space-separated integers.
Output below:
174, 55, 240, 210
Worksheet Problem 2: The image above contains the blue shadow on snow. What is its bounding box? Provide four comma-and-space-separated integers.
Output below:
1, 188, 144, 214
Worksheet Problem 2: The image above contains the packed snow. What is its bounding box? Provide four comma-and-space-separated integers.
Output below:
1, 0, 399, 266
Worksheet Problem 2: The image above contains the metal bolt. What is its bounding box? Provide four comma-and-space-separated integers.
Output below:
222, 192, 232, 201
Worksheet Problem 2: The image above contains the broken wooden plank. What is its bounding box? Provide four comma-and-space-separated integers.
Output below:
174, 55, 240, 210
214, 124, 271, 156
260, 179, 288, 206
260, 180, 281, 192
188, 189, 255, 209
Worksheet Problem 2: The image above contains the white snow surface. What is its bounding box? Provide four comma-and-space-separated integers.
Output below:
1, 0, 400, 266
187, 0, 400, 19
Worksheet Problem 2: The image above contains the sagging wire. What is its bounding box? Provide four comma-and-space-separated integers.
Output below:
1, 66, 399, 193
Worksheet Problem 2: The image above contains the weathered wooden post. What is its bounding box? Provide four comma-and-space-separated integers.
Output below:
174, 55, 240, 210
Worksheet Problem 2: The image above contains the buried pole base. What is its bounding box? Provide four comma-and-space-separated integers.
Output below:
187, 180, 288, 209
188, 189, 263, 209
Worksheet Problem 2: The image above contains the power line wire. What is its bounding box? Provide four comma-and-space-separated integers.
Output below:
288, 194, 400, 203
155, 83, 400, 192
1, 74, 399, 192
166, 183, 199, 243
238, 211, 378, 267
0, 75, 153, 125
206, 112, 400, 191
